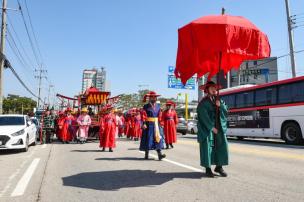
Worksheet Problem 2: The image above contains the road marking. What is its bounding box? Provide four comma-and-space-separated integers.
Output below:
11, 158, 40, 197
139, 151, 203, 173
41, 144, 47, 149
178, 140, 304, 161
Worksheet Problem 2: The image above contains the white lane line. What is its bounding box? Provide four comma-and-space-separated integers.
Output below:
139, 151, 203, 173
41, 144, 47, 149
11, 158, 40, 197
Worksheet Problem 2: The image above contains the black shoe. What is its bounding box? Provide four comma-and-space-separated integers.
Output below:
101, 148, 105, 152
144, 151, 149, 159
109, 148, 113, 152
206, 168, 215, 178
170, 144, 174, 148
157, 151, 166, 161
166, 144, 169, 149
214, 166, 228, 177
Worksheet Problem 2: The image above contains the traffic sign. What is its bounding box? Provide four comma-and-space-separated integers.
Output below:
168, 66, 175, 74
168, 75, 195, 90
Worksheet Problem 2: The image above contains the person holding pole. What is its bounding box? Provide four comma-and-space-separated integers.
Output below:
197, 81, 229, 178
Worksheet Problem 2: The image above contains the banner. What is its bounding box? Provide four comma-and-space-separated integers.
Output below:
82, 92, 110, 105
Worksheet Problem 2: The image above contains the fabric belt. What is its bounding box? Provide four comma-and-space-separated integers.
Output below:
146, 117, 161, 143
166, 118, 174, 120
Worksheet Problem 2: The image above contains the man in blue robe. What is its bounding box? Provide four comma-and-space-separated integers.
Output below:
139, 91, 166, 160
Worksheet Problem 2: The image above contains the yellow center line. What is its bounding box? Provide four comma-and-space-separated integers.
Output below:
178, 140, 304, 161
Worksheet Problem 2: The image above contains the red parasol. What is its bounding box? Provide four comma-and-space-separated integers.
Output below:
175, 12, 271, 147
175, 14, 271, 84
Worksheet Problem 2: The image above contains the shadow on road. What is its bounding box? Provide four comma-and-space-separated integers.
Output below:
71, 149, 102, 152
95, 157, 147, 161
127, 148, 139, 151
62, 170, 202, 191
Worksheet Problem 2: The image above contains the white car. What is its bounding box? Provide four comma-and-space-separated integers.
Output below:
0, 115, 37, 152
187, 119, 198, 134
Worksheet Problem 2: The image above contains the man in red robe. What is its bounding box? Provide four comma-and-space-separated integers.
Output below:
132, 109, 142, 141
125, 113, 132, 139
162, 100, 179, 149
62, 108, 74, 144
99, 106, 117, 152
56, 112, 65, 142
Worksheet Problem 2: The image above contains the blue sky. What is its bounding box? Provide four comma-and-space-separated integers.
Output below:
4, 0, 304, 103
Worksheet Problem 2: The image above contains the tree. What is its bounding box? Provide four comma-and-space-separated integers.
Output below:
3, 95, 37, 115
117, 89, 176, 111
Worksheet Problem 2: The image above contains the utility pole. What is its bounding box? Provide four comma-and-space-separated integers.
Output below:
35, 67, 47, 109
0, 0, 7, 114
285, 0, 296, 78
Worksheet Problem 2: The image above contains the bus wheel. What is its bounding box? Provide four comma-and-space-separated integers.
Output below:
236, 136, 244, 140
282, 122, 303, 145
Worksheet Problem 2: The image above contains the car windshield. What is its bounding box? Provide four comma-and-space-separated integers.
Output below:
0, 117, 25, 126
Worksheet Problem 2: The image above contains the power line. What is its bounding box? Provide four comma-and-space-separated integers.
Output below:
6, 27, 33, 72
17, 0, 40, 66
0, 52, 40, 100
23, 0, 43, 61
7, 14, 35, 68
6, 37, 36, 86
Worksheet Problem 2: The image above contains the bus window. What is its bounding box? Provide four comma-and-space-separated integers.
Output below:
222, 95, 235, 108
235, 91, 254, 108
278, 84, 293, 104
255, 88, 277, 106
293, 81, 304, 102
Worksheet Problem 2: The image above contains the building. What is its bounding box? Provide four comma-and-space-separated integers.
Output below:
214, 57, 278, 89
82, 67, 106, 93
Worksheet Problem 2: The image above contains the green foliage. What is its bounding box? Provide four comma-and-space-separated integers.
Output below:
3, 95, 37, 115
117, 89, 176, 111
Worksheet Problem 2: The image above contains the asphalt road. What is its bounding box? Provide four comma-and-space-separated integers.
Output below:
0, 135, 303, 202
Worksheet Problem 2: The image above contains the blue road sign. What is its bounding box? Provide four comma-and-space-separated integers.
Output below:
168, 66, 175, 74
168, 75, 195, 90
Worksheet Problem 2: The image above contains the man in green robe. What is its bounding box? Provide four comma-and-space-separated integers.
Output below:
197, 81, 229, 178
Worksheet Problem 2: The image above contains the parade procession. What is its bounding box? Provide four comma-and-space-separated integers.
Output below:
1, 1, 304, 202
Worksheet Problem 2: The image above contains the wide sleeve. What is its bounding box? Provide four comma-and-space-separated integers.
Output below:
142, 111, 147, 122
158, 110, 164, 127
174, 111, 178, 125
99, 117, 104, 133
197, 101, 215, 142
76, 116, 82, 125
220, 99, 228, 133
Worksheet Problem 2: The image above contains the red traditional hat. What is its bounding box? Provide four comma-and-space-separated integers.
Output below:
199, 81, 222, 93
143, 91, 161, 102
166, 100, 176, 107
102, 104, 114, 113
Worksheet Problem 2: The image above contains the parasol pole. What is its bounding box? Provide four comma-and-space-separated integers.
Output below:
214, 8, 225, 148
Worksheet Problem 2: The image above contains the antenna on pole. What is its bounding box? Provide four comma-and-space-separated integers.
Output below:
222, 7, 225, 15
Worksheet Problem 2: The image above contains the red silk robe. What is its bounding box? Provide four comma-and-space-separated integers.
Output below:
57, 116, 65, 140
62, 115, 75, 142
132, 114, 142, 138
99, 113, 116, 148
125, 115, 132, 138
162, 109, 178, 144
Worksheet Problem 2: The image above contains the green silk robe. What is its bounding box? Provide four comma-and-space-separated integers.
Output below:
197, 97, 229, 168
